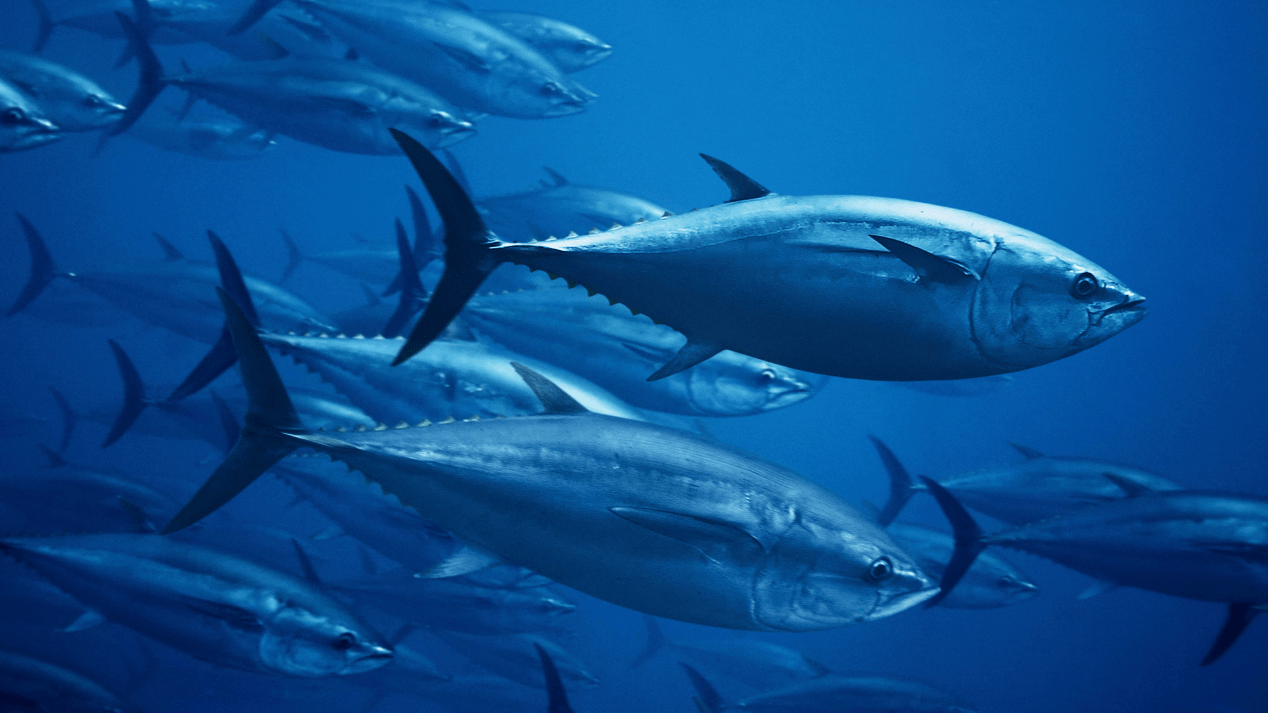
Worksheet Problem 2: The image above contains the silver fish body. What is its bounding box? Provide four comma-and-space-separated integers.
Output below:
170, 57, 476, 154
285, 0, 594, 118
940, 455, 1184, 526
481, 11, 612, 73
725, 674, 977, 713
984, 491, 1268, 603
336, 570, 576, 636
495, 192, 1146, 380
463, 287, 822, 416
434, 632, 597, 690
0, 534, 393, 677
0, 50, 124, 131
128, 113, 276, 159
478, 174, 668, 242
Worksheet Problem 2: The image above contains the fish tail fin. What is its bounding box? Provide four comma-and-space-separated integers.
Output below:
920, 475, 986, 608
868, 435, 920, 526
226, 0, 283, 36
6, 213, 59, 317
629, 615, 666, 668
1201, 602, 1258, 666
389, 129, 495, 366
678, 662, 723, 713
279, 228, 303, 282
101, 340, 150, 448
107, 9, 166, 139
37, 443, 67, 468
30, 0, 55, 52
160, 286, 304, 534
48, 387, 76, 452
381, 218, 427, 338
165, 231, 261, 401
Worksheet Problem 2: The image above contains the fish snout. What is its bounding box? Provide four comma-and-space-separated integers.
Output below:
868, 566, 939, 621
344, 643, 395, 675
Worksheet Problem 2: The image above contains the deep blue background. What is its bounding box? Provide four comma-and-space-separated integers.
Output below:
1, 1, 1265, 711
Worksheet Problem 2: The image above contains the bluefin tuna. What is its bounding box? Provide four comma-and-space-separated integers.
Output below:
335, 570, 577, 636
0, 533, 393, 676
0, 649, 141, 713
463, 287, 822, 417
633, 615, 831, 688
112, 13, 477, 154
229, 0, 595, 118
923, 477, 1268, 665
27, 0, 194, 52
885, 521, 1038, 609
684, 662, 978, 713
0, 50, 124, 131
0, 77, 60, 151
871, 436, 1184, 527
389, 132, 1146, 381
478, 167, 668, 243
161, 288, 937, 631
482, 12, 613, 73
434, 632, 597, 690
5, 218, 336, 345
128, 110, 276, 160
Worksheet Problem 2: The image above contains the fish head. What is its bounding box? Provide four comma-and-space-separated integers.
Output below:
991, 572, 1041, 606
688, 355, 822, 415
521, 74, 594, 117
258, 606, 393, 677
972, 234, 1146, 370
0, 97, 62, 152
753, 516, 937, 631
73, 91, 128, 130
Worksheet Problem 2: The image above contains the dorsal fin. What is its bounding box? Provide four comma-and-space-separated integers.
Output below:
699, 154, 770, 202
152, 233, 184, 261
1009, 442, 1045, 459
290, 537, 321, 584
1104, 473, 1155, 498
510, 362, 589, 415
542, 166, 568, 187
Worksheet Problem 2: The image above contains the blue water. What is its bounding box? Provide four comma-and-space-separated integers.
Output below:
1, 1, 1265, 711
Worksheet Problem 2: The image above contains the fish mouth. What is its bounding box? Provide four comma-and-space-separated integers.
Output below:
8, 127, 63, 151
1088, 296, 1147, 332
764, 386, 814, 410
343, 649, 394, 675
866, 575, 940, 621
435, 122, 477, 148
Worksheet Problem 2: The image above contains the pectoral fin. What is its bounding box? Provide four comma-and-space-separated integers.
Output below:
1103, 473, 1155, 498
62, 610, 107, 632
870, 235, 979, 283
647, 339, 723, 382
181, 598, 264, 632
611, 506, 768, 562
1077, 579, 1120, 600
433, 42, 491, 72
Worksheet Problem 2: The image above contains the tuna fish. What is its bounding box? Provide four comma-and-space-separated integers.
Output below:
0, 77, 60, 152
0, 50, 124, 131
5, 217, 336, 345
160, 288, 937, 631
111, 12, 477, 154
127, 110, 275, 160
871, 436, 1184, 527
434, 632, 597, 690
633, 615, 832, 688
481, 12, 613, 73
0, 649, 141, 713
462, 287, 822, 417
683, 663, 978, 713
229, 0, 596, 118
923, 477, 1268, 665
477, 168, 668, 243
0, 533, 393, 677
27, 0, 194, 52
885, 521, 1038, 609
334, 570, 577, 636
388, 131, 1146, 381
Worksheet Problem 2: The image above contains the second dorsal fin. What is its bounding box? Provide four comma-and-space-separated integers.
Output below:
510, 362, 589, 415
699, 154, 770, 202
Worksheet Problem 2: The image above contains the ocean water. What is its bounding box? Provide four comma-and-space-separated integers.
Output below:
0, 1, 1264, 711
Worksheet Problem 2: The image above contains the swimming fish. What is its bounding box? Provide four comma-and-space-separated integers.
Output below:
161, 288, 937, 631
388, 131, 1146, 382
0, 77, 60, 152
0, 50, 124, 131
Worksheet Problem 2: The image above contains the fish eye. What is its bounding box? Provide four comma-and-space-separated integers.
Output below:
1070, 272, 1099, 299
332, 632, 356, 650
0, 108, 26, 125
866, 557, 893, 582
757, 368, 776, 384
